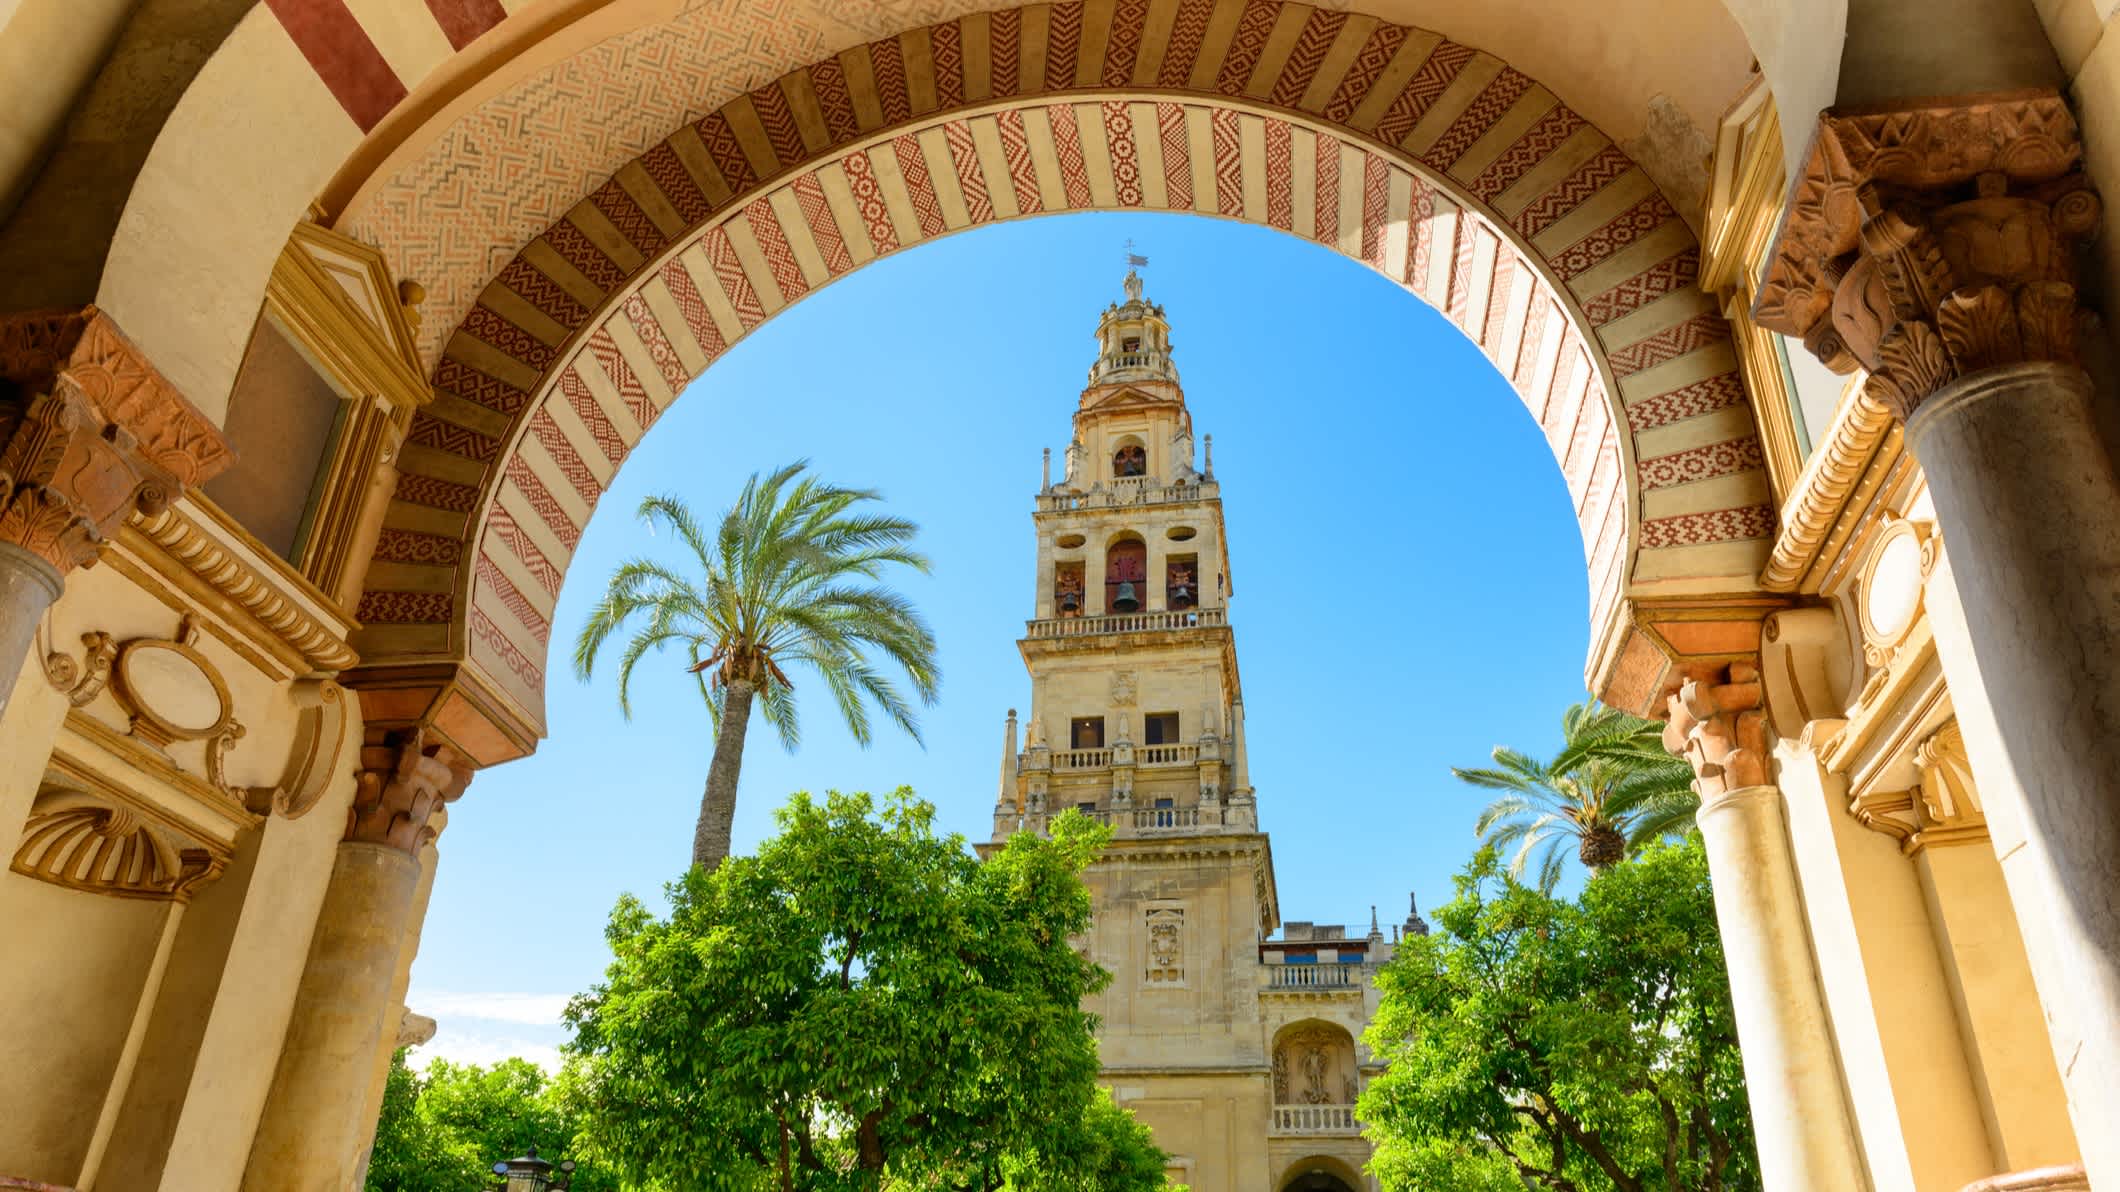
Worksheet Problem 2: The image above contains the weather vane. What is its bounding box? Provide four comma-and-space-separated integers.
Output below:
1126, 238, 1148, 268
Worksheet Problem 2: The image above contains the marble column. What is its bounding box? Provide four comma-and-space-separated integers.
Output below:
1919, 444, 2120, 1185
1667, 669, 1868, 1192
1753, 92, 2120, 1185
0, 541, 60, 718
241, 729, 470, 1192
0, 309, 232, 720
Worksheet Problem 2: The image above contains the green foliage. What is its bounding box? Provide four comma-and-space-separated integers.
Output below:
572, 461, 940, 739
1358, 839, 1758, 1192
1453, 700, 1698, 890
572, 461, 942, 869
365, 1051, 618, 1192
564, 789, 1171, 1192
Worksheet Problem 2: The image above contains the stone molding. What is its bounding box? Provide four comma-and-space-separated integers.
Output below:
1761, 386, 1899, 591
1663, 662, 1769, 798
1958, 1165, 2089, 1192
346, 727, 473, 853
0, 308, 232, 574
119, 498, 360, 675
1755, 91, 2103, 421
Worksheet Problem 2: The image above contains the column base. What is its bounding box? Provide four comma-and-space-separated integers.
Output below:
1959, 1165, 2089, 1192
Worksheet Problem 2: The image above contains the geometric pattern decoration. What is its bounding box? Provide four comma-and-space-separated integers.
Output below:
324, 2, 1771, 729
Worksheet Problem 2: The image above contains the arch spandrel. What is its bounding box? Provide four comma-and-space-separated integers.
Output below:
225, 2, 1780, 756
346, 91, 1769, 749
88, 0, 1765, 414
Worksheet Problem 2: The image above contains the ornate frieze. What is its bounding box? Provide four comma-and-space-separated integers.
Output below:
1755, 91, 2103, 421
0, 308, 232, 574
347, 727, 473, 853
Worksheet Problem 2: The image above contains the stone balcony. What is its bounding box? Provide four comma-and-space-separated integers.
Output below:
1262, 962, 1367, 992
1035, 475, 1218, 513
1024, 606, 1227, 640
1270, 1104, 1360, 1136
1048, 742, 1203, 770
1000, 800, 1258, 841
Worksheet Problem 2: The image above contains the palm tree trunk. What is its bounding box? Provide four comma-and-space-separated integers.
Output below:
694, 679, 756, 870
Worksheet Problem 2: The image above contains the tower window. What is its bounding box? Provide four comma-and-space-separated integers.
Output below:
1165, 555, 1198, 610
1071, 717, 1105, 749
1144, 712, 1180, 745
1113, 444, 1146, 477
1122, 336, 1141, 352
1105, 538, 1147, 611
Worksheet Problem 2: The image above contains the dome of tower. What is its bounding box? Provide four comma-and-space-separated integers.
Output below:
1088, 269, 1179, 386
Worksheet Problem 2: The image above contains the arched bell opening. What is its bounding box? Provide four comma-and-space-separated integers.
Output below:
1104, 534, 1148, 614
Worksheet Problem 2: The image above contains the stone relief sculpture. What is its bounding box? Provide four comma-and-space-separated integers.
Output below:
1145, 907, 1183, 984
1274, 1026, 1355, 1104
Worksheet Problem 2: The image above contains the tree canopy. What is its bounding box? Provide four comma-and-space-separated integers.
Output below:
562, 789, 1170, 1191
1358, 838, 1758, 1192
1453, 700, 1699, 890
573, 463, 940, 869
365, 1051, 617, 1192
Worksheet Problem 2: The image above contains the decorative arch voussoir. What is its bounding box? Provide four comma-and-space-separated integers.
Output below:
352, 0, 1776, 734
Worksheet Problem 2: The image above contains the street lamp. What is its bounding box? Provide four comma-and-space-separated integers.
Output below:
488, 1146, 577, 1191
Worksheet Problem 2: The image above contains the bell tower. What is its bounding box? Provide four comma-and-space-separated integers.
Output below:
991, 270, 1281, 1191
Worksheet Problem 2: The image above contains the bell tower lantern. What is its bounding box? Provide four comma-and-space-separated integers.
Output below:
1001, 268, 1255, 841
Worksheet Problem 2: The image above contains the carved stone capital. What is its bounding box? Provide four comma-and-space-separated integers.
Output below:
1755, 91, 2102, 421
1662, 661, 1771, 798
0, 308, 233, 574
346, 726, 473, 853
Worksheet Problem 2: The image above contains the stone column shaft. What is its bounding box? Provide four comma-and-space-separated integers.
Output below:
1752, 92, 2120, 1184
242, 843, 420, 1191
1910, 363, 2120, 1184
0, 542, 60, 719
1696, 785, 1869, 1192
1667, 668, 1867, 1192
240, 729, 470, 1192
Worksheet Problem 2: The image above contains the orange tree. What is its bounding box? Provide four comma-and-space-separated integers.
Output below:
562, 790, 1171, 1191
1359, 839, 1757, 1191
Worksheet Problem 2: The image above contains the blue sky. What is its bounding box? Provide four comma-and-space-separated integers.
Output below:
407, 212, 1592, 1068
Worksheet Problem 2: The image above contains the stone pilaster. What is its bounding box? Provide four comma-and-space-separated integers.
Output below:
1665, 665, 1868, 1192
0, 308, 231, 719
242, 728, 470, 1192
1757, 91, 2120, 1186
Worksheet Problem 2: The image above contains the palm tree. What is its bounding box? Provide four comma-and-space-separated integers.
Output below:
573, 462, 940, 870
1452, 700, 1697, 891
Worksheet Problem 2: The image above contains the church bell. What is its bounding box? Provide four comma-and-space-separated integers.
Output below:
1112, 581, 1141, 612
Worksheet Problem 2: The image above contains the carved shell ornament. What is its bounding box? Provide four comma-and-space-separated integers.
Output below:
13, 788, 222, 901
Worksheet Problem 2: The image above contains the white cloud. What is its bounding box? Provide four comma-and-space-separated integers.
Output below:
410, 1026, 563, 1073
410, 990, 572, 1026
